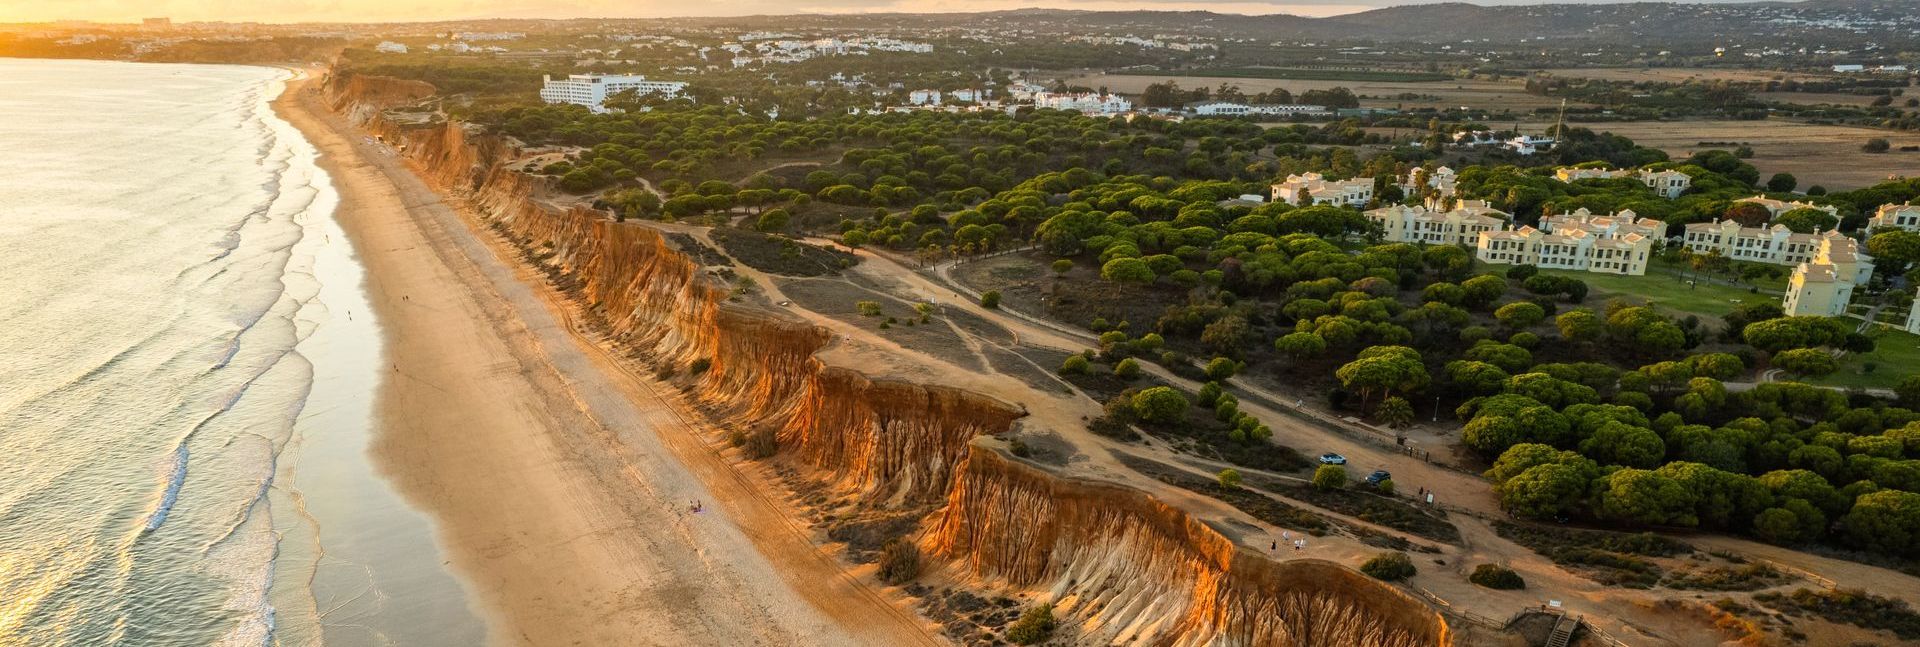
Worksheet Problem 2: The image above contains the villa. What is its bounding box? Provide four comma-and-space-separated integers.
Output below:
1397, 166, 1457, 198
1271, 172, 1375, 207
1476, 225, 1656, 276
1366, 199, 1507, 246
1868, 203, 1920, 231
1782, 236, 1875, 317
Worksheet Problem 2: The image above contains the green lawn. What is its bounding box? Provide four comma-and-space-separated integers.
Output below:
1808, 327, 1920, 390
1535, 268, 1773, 323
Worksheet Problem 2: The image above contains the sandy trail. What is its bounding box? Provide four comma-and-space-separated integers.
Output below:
276, 74, 939, 646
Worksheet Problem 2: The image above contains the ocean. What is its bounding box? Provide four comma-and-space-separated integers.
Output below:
0, 58, 483, 645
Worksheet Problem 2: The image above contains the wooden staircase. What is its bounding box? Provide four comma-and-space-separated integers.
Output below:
1545, 613, 1579, 647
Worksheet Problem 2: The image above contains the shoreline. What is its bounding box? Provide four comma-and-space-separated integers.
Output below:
272, 71, 942, 645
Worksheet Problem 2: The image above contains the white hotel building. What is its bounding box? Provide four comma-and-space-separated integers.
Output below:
1366, 199, 1506, 246
539, 74, 688, 113
1552, 167, 1693, 199
1681, 220, 1871, 284
1271, 173, 1375, 207
1868, 203, 1920, 231
1475, 209, 1666, 276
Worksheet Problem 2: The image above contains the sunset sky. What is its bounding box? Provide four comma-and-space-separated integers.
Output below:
0, 0, 1757, 23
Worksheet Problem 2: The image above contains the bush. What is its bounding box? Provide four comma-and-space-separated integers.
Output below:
1006, 604, 1056, 645
1205, 356, 1240, 380
1360, 552, 1417, 581
1218, 468, 1243, 489
688, 358, 712, 374
1059, 355, 1091, 375
1114, 358, 1142, 379
1131, 387, 1190, 424
980, 290, 1002, 309
1376, 478, 1396, 495
876, 539, 922, 585
1469, 564, 1526, 590
1864, 138, 1892, 153
1313, 464, 1348, 490
1052, 259, 1074, 274
856, 300, 883, 316
742, 426, 778, 459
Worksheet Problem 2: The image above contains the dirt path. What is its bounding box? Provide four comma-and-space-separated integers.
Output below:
283, 76, 941, 647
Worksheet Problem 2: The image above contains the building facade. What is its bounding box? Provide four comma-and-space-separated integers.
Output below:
1681, 220, 1870, 283
1476, 225, 1657, 275
1552, 167, 1691, 199
1869, 203, 1920, 231
1366, 199, 1506, 246
1734, 195, 1839, 218
1271, 173, 1375, 207
539, 74, 688, 113
1398, 166, 1457, 198
1782, 263, 1855, 317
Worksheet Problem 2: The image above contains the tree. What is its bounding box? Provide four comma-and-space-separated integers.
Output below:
1495, 301, 1547, 329
1596, 468, 1699, 527
1461, 274, 1507, 308
1556, 308, 1603, 343
1376, 396, 1416, 428
1868, 230, 1920, 268
1446, 360, 1511, 396
1274, 332, 1327, 360
1335, 346, 1429, 408
1766, 173, 1797, 193
1772, 348, 1837, 377
1205, 357, 1241, 380
1217, 468, 1244, 489
1579, 422, 1667, 469
979, 290, 1002, 309
1897, 375, 1920, 408
1114, 358, 1142, 379
1864, 138, 1892, 153
1101, 257, 1156, 283
1774, 208, 1838, 234
1360, 552, 1416, 581
1840, 490, 1920, 557
1131, 387, 1189, 424
1059, 355, 1090, 375
1500, 463, 1593, 519
754, 208, 790, 232
1312, 464, 1348, 490
1051, 259, 1073, 274
1463, 341, 1532, 373
1723, 202, 1774, 227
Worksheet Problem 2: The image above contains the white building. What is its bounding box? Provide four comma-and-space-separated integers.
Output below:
1906, 288, 1920, 335
1032, 92, 1133, 115
1366, 199, 1506, 246
1186, 101, 1328, 117
1541, 207, 1670, 240
1476, 225, 1656, 276
909, 89, 942, 105
1552, 167, 1691, 198
949, 88, 984, 103
1782, 263, 1855, 317
1271, 173, 1375, 207
539, 74, 687, 113
1506, 135, 1556, 156
1734, 195, 1839, 218
1398, 166, 1457, 198
374, 41, 408, 54
1684, 220, 1873, 284
1868, 203, 1920, 231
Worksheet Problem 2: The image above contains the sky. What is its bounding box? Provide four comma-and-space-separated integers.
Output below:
0, 0, 1765, 23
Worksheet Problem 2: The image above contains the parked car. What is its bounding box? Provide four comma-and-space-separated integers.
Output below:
1365, 470, 1392, 485
1318, 453, 1347, 465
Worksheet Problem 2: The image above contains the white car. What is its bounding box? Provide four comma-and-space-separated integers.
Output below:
1318, 453, 1347, 465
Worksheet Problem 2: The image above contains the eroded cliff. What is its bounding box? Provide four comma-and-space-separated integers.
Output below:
321, 70, 1451, 646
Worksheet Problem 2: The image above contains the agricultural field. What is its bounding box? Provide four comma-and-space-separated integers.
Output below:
1068, 73, 1578, 111
1522, 118, 1920, 191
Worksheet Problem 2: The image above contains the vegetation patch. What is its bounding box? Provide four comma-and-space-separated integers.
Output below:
711, 228, 855, 277
1360, 551, 1418, 581
1753, 588, 1920, 641
1468, 564, 1526, 590
1661, 562, 1788, 591
1117, 67, 1451, 83
1494, 521, 1692, 588
1242, 472, 1461, 545
1118, 453, 1331, 534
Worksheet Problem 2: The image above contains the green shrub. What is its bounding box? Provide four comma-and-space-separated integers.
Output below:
1114, 358, 1142, 379
1006, 604, 1056, 645
1312, 464, 1347, 490
1361, 552, 1417, 581
980, 290, 1002, 309
857, 300, 883, 316
1059, 355, 1091, 375
1469, 564, 1526, 590
1218, 468, 1243, 489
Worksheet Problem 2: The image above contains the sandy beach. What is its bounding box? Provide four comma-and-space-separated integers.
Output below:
273, 72, 940, 646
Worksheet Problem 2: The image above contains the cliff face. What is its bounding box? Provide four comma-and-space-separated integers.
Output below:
929, 448, 1448, 647
322, 71, 1450, 646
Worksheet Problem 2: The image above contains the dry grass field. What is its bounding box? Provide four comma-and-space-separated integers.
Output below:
1522, 118, 1920, 190
1530, 67, 1838, 83
1067, 73, 1578, 111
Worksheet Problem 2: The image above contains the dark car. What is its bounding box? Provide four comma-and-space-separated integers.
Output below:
1365, 470, 1392, 485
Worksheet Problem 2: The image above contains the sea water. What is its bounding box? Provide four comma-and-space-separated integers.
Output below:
0, 58, 483, 646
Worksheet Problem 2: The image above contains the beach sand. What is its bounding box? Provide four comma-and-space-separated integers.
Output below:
274, 73, 940, 646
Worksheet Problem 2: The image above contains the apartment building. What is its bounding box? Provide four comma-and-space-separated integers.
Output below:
539, 74, 687, 113
1476, 225, 1657, 275
1734, 195, 1839, 218
1782, 263, 1855, 317
1366, 199, 1507, 246
1681, 220, 1871, 284
1552, 167, 1692, 199
1540, 207, 1670, 240
1271, 172, 1375, 207
1186, 101, 1329, 117
1868, 202, 1920, 231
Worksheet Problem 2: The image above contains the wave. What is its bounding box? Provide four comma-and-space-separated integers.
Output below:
141, 444, 191, 532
